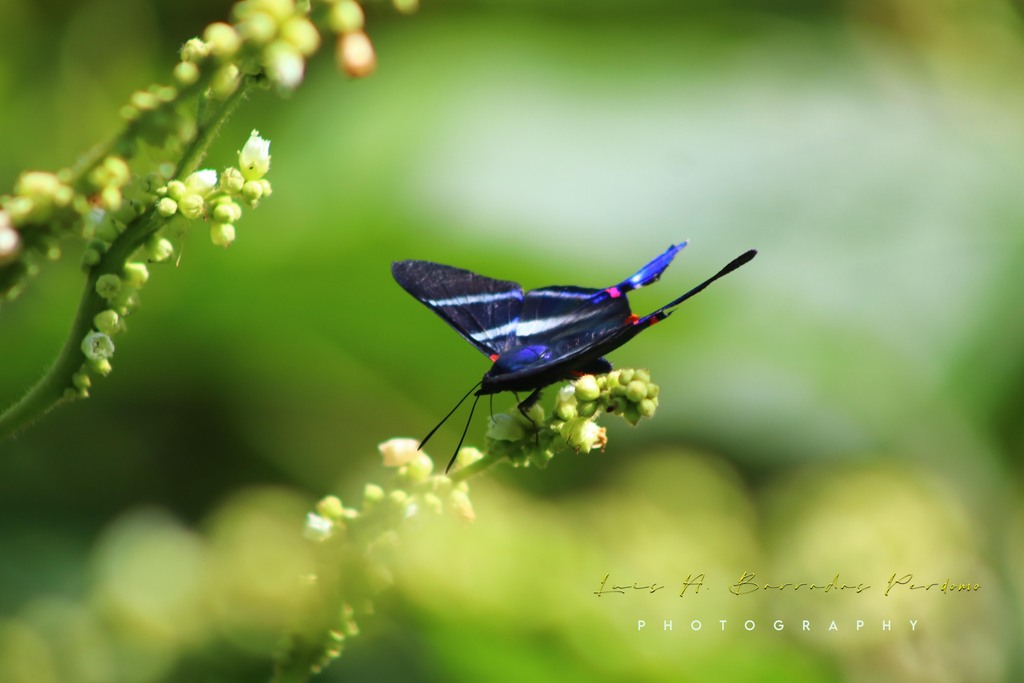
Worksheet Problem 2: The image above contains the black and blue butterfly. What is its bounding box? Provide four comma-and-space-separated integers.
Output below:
392, 242, 756, 471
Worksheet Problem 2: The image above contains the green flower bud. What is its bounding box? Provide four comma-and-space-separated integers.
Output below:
147, 236, 174, 262
210, 222, 236, 247
81, 331, 115, 363
316, 495, 345, 520
237, 12, 278, 44
212, 200, 242, 224
178, 194, 204, 219
210, 64, 241, 98
387, 489, 409, 507
605, 370, 621, 390
404, 452, 434, 482
555, 400, 577, 421
180, 37, 210, 62
364, 483, 385, 505
220, 167, 245, 194
329, 0, 365, 33
95, 274, 122, 300
618, 368, 635, 385
94, 310, 120, 335
577, 400, 598, 418
567, 419, 606, 453
634, 368, 651, 383
574, 374, 601, 401
487, 413, 525, 442
265, 41, 305, 89
647, 382, 660, 399
156, 197, 178, 217
393, 0, 419, 13
123, 262, 149, 289
625, 380, 647, 403
129, 89, 159, 111
165, 180, 186, 201
281, 16, 320, 56
204, 22, 241, 57
173, 61, 200, 86
72, 371, 91, 392
99, 185, 122, 211
259, 179, 272, 196
81, 247, 102, 268
241, 180, 264, 205
638, 398, 658, 417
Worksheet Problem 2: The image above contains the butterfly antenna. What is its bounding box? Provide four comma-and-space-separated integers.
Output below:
418, 381, 482, 450
658, 249, 756, 313
446, 392, 482, 473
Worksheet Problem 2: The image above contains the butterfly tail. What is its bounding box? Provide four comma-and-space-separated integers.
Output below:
635, 249, 757, 327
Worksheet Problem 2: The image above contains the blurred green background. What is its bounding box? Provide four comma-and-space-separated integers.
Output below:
1, 0, 1023, 681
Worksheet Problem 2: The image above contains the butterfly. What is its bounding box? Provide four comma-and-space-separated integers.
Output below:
392, 242, 756, 471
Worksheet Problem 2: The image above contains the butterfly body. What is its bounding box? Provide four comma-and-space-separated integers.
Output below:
392, 242, 756, 470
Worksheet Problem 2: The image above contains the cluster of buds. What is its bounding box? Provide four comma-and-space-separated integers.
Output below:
484, 369, 660, 468
298, 436, 473, 671
0, 155, 133, 301
155, 130, 272, 248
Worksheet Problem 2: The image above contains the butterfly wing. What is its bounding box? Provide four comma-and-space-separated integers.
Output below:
392, 260, 524, 357
493, 243, 689, 373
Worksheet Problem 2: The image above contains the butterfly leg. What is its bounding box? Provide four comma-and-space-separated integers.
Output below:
516, 388, 544, 446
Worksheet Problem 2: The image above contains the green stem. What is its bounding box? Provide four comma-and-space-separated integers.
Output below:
448, 452, 502, 483
0, 79, 253, 444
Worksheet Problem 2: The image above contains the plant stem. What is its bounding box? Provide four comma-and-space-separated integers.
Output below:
0, 79, 253, 445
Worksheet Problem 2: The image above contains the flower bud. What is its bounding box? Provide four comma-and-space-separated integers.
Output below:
156, 197, 178, 217
363, 483, 385, 505
210, 64, 241, 98
0, 217, 21, 265
281, 16, 320, 56
329, 1, 365, 33
241, 180, 264, 205
625, 380, 647, 403
238, 130, 271, 181
93, 310, 120, 335
337, 31, 376, 78
173, 61, 200, 86
95, 274, 122, 300
212, 200, 242, 224
178, 194, 205, 219
165, 180, 187, 201
123, 262, 149, 289
81, 331, 115, 363
265, 42, 305, 89
204, 22, 241, 58
574, 374, 601, 402
237, 12, 278, 45
147, 236, 174, 262
379, 437, 419, 467
185, 169, 218, 195
220, 166, 245, 194
210, 222, 236, 247
404, 452, 434, 482
487, 413, 525, 442
180, 37, 210, 62
316, 495, 346, 520
393, 0, 419, 14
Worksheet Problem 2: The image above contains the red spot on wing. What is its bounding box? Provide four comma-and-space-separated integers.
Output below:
489, 353, 500, 362
626, 313, 640, 325
606, 286, 622, 299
